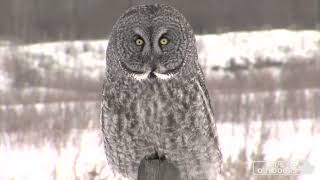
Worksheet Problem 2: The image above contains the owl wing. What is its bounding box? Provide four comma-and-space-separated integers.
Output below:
195, 68, 223, 172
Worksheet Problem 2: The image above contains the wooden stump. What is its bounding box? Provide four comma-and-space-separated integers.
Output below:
138, 156, 181, 180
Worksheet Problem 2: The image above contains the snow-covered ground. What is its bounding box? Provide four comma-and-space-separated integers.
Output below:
19, 29, 320, 68
221, 119, 320, 180
1, 29, 320, 179
0, 69, 11, 91
21, 40, 107, 79
196, 30, 320, 68
0, 29, 319, 91
0, 119, 319, 180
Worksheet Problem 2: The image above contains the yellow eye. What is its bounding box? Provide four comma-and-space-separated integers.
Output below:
159, 38, 169, 45
135, 38, 144, 46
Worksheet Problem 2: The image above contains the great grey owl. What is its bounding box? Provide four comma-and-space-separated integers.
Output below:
101, 4, 222, 180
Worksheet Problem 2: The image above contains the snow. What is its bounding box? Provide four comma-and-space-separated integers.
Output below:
20, 40, 107, 75
0, 119, 319, 180
0, 57, 12, 91
0, 101, 96, 114
218, 119, 320, 180
18, 30, 320, 71
0, 70, 11, 91
0, 130, 123, 180
218, 119, 318, 159
196, 29, 320, 69
0, 29, 320, 179
0, 29, 319, 88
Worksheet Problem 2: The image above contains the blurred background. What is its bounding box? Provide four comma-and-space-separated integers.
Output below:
0, 0, 319, 42
0, 0, 320, 180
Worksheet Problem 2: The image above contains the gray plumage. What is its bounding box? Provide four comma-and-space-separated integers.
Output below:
101, 4, 222, 180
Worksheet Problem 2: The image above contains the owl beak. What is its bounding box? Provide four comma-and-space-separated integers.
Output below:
145, 55, 174, 80
148, 61, 157, 79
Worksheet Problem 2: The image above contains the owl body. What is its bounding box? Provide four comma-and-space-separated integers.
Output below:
102, 4, 221, 180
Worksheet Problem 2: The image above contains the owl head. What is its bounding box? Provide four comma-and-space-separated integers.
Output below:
106, 4, 198, 81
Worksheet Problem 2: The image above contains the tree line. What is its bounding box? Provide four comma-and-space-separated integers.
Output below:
0, 0, 319, 43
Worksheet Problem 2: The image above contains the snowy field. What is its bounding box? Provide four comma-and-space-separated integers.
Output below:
1, 29, 320, 90
196, 30, 320, 68
0, 29, 320, 179
0, 120, 319, 180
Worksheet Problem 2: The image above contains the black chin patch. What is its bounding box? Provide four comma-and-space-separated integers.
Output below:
148, 72, 157, 79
